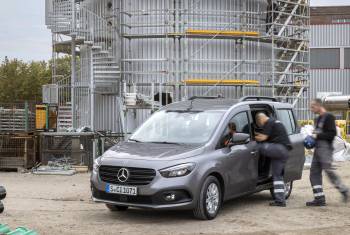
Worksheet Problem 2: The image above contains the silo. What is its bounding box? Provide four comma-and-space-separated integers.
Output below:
121, 0, 269, 92
46, 0, 309, 132
119, 0, 309, 126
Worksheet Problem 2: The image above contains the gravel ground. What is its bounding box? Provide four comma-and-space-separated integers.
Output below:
1, 163, 350, 235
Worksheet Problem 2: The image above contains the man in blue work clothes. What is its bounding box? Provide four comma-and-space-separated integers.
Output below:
255, 113, 292, 207
306, 99, 349, 206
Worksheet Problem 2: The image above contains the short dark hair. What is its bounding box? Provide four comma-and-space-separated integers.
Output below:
228, 122, 236, 131
312, 98, 323, 106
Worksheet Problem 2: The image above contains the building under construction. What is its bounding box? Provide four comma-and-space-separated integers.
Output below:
45, 0, 310, 134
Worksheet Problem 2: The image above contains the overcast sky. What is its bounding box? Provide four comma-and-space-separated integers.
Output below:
0, 0, 349, 62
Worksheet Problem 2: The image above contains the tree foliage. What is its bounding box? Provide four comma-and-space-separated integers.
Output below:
0, 56, 71, 103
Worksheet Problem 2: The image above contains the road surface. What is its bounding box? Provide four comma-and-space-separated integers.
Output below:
1, 163, 350, 235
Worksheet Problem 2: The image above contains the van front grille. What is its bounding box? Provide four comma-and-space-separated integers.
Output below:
99, 165, 156, 186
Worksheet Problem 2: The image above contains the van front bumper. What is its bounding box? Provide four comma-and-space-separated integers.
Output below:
90, 169, 199, 210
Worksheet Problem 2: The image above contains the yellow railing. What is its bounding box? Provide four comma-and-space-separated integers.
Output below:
183, 79, 260, 86
185, 29, 260, 37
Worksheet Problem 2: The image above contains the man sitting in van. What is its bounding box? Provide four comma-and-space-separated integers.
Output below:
221, 122, 237, 148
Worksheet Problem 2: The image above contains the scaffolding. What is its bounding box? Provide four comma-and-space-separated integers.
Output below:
45, 0, 310, 133
120, 0, 310, 119
46, 0, 123, 132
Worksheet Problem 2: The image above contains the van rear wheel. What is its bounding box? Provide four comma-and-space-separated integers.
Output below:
0, 186, 6, 200
193, 176, 222, 220
106, 204, 129, 211
270, 181, 293, 200
0, 201, 4, 214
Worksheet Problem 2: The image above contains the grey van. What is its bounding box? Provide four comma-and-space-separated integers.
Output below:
91, 96, 305, 220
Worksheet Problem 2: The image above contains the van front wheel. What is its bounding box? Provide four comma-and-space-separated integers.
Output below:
193, 176, 222, 220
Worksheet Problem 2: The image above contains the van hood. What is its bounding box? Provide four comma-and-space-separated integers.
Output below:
102, 142, 204, 161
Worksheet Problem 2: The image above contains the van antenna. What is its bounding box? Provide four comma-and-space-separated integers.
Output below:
187, 99, 194, 111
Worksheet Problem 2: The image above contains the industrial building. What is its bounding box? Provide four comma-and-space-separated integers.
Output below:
44, 0, 310, 134
310, 6, 350, 120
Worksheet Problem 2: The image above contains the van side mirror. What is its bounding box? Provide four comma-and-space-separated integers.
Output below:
231, 133, 250, 145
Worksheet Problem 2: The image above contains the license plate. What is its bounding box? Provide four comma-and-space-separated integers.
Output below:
105, 184, 137, 196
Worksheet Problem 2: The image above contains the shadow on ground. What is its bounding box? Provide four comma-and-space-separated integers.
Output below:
86, 191, 273, 223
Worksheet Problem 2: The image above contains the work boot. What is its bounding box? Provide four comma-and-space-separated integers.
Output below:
269, 201, 286, 207
341, 190, 349, 203
306, 199, 326, 207
0, 201, 3, 214
0, 186, 6, 200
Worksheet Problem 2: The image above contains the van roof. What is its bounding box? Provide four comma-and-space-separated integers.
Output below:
163, 97, 291, 112
164, 99, 239, 111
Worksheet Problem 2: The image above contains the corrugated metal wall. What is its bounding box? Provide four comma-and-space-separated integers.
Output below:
309, 24, 350, 119
94, 95, 122, 132
311, 24, 350, 47
311, 70, 350, 96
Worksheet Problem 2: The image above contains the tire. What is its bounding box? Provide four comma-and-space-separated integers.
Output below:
0, 201, 4, 214
193, 176, 222, 220
270, 181, 293, 200
105, 204, 129, 211
0, 186, 6, 200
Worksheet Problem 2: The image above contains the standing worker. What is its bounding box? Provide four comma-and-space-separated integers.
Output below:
255, 113, 292, 207
306, 99, 349, 206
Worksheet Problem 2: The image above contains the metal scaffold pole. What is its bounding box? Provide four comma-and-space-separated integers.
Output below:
71, 35, 76, 129
71, 0, 76, 129
89, 45, 95, 131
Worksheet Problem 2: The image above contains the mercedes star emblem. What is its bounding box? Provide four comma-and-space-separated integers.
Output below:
117, 168, 129, 182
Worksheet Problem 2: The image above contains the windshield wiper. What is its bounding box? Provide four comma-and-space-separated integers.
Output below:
149, 141, 181, 145
129, 138, 142, 143
166, 110, 202, 113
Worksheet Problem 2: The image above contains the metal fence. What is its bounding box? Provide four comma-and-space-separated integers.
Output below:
0, 134, 37, 170
39, 132, 95, 169
0, 102, 35, 133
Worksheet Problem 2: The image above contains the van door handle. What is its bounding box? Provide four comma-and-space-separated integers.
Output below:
251, 151, 258, 156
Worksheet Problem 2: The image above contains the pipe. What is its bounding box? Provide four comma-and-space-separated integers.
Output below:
322, 95, 350, 111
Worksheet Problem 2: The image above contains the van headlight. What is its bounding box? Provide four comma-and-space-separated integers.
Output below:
93, 157, 102, 173
159, 163, 196, 178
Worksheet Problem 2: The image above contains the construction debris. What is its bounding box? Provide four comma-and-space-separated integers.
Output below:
32, 159, 76, 176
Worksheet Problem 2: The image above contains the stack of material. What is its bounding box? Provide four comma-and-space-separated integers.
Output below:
0, 103, 35, 133
72, 165, 88, 173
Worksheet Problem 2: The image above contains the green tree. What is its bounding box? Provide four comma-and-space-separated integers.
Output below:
0, 56, 71, 103
49, 55, 72, 82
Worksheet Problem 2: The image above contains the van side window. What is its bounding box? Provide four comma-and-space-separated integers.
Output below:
216, 112, 250, 149
276, 109, 296, 135
230, 112, 250, 134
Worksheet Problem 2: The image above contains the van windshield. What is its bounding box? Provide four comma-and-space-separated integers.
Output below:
130, 110, 224, 144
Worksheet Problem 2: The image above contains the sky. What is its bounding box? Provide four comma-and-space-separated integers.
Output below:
0, 0, 349, 62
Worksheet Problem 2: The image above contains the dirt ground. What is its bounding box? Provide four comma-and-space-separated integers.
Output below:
1, 163, 350, 235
